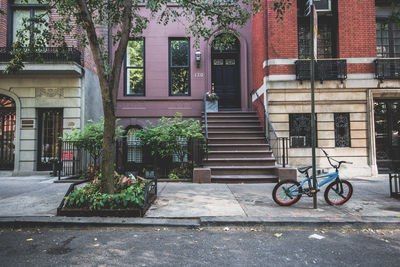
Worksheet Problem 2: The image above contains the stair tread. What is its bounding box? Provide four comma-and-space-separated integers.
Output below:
208, 144, 269, 146
208, 137, 265, 140
206, 157, 275, 161
211, 175, 278, 178
208, 166, 276, 169
208, 150, 272, 153
208, 125, 261, 128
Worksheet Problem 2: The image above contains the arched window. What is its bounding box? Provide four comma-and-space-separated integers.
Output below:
0, 94, 16, 170
126, 127, 142, 163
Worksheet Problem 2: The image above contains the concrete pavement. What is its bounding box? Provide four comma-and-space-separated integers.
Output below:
0, 174, 399, 227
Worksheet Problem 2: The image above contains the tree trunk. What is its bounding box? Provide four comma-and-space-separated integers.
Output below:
101, 98, 116, 194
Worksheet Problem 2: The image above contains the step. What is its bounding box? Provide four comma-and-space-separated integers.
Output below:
204, 121, 261, 127
207, 126, 263, 133
207, 150, 274, 159
208, 144, 270, 151
203, 116, 260, 122
205, 157, 276, 166
207, 131, 265, 138
210, 166, 277, 176
207, 137, 266, 145
203, 111, 257, 117
211, 175, 279, 183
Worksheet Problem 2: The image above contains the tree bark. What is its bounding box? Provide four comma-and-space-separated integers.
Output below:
101, 97, 116, 193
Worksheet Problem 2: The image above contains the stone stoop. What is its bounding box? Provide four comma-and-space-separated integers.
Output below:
202, 111, 282, 183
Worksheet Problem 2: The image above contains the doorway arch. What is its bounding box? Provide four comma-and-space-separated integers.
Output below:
211, 33, 241, 109
0, 94, 16, 170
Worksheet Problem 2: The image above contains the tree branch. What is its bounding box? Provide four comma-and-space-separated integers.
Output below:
110, 0, 134, 108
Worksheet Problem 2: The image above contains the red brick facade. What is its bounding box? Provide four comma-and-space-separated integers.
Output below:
252, 0, 379, 77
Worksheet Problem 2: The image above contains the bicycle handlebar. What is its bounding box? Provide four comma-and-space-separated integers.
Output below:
320, 148, 353, 169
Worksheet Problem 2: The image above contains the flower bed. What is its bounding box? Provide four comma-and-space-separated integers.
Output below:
57, 173, 157, 217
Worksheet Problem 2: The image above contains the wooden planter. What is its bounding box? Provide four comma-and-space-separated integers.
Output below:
57, 179, 157, 217
205, 100, 218, 112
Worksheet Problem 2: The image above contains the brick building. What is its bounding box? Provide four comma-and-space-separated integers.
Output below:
251, 0, 400, 176
0, 0, 102, 174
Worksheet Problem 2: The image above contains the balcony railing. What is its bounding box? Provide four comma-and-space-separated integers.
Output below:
375, 58, 400, 81
0, 47, 83, 66
296, 59, 347, 82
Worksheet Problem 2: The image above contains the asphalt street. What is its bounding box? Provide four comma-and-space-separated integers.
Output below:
0, 227, 399, 266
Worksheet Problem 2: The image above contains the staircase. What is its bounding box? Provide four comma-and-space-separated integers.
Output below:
203, 111, 279, 183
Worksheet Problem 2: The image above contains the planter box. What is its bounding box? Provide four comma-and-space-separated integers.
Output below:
205, 100, 218, 112
57, 179, 157, 217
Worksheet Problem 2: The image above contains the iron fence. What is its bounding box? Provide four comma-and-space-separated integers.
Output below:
375, 58, 400, 81
296, 59, 347, 82
115, 137, 206, 179
254, 91, 289, 167
0, 47, 83, 66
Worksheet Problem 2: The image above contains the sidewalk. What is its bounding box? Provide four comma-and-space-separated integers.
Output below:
0, 175, 399, 227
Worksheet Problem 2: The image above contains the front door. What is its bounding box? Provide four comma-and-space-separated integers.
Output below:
211, 34, 241, 109
374, 99, 400, 173
37, 109, 63, 171
0, 95, 16, 170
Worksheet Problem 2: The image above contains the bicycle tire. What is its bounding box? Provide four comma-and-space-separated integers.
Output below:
272, 180, 302, 206
324, 179, 353, 205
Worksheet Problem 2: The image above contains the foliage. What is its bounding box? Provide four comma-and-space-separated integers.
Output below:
135, 113, 205, 163
80, 162, 100, 180
64, 173, 150, 210
206, 91, 219, 101
168, 172, 180, 180
169, 165, 192, 179
62, 118, 124, 161
5, 0, 262, 194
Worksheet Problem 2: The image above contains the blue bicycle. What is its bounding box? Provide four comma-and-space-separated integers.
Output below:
272, 149, 353, 206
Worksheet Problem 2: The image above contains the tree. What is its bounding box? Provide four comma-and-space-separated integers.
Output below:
6, 0, 262, 193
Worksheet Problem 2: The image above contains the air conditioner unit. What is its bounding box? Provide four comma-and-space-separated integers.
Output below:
314, 0, 331, 12
290, 136, 306, 147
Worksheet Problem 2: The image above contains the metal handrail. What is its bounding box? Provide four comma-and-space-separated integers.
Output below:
253, 91, 288, 167
203, 91, 209, 140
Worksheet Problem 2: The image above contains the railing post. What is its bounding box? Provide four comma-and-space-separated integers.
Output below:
57, 140, 62, 180
282, 138, 286, 168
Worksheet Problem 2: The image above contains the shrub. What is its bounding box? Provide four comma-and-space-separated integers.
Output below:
64, 173, 150, 210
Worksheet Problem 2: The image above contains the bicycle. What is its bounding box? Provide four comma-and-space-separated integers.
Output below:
272, 149, 353, 206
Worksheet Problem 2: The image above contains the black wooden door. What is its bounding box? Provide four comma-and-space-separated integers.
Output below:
211, 53, 241, 109
0, 95, 16, 170
374, 99, 400, 172
37, 109, 63, 171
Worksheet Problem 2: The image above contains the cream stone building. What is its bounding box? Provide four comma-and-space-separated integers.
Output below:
251, 0, 400, 177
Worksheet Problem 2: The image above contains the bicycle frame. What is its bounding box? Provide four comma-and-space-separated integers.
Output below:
287, 171, 339, 197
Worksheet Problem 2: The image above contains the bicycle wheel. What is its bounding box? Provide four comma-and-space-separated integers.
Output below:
272, 180, 302, 206
324, 179, 353, 205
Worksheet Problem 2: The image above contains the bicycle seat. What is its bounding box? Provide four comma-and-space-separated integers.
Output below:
298, 166, 312, 174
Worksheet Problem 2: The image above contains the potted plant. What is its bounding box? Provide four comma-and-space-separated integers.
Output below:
205, 90, 219, 112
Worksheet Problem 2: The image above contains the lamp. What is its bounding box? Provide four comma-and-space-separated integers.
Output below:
195, 50, 201, 67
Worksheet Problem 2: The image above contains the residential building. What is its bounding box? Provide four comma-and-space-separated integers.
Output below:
251, 0, 400, 176
0, 0, 102, 175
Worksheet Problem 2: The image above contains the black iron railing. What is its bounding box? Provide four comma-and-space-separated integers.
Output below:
55, 140, 100, 179
0, 47, 83, 66
375, 58, 400, 81
296, 59, 347, 82
253, 91, 289, 167
115, 137, 206, 179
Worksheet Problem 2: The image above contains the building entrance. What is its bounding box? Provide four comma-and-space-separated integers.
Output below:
374, 99, 400, 172
0, 95, 16, 170
211, 34, 241, 109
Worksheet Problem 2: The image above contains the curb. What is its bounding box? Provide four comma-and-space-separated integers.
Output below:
1, 216, 399, 229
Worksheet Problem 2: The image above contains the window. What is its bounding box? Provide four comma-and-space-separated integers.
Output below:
376, 19, 400, 58
172, 137, 188, 163
297, 0, 337, 59
125, 39, 145, 96
126, 128, 142, 163
334, 113, 351, 147
289, 113, 314, 148
169, 38, 190, 96
9, 0, 49, 45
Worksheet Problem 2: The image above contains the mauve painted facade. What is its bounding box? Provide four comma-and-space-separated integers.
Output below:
116, 9, 253, 129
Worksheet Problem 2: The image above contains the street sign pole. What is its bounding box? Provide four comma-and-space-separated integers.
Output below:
310, 2, 318, 209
